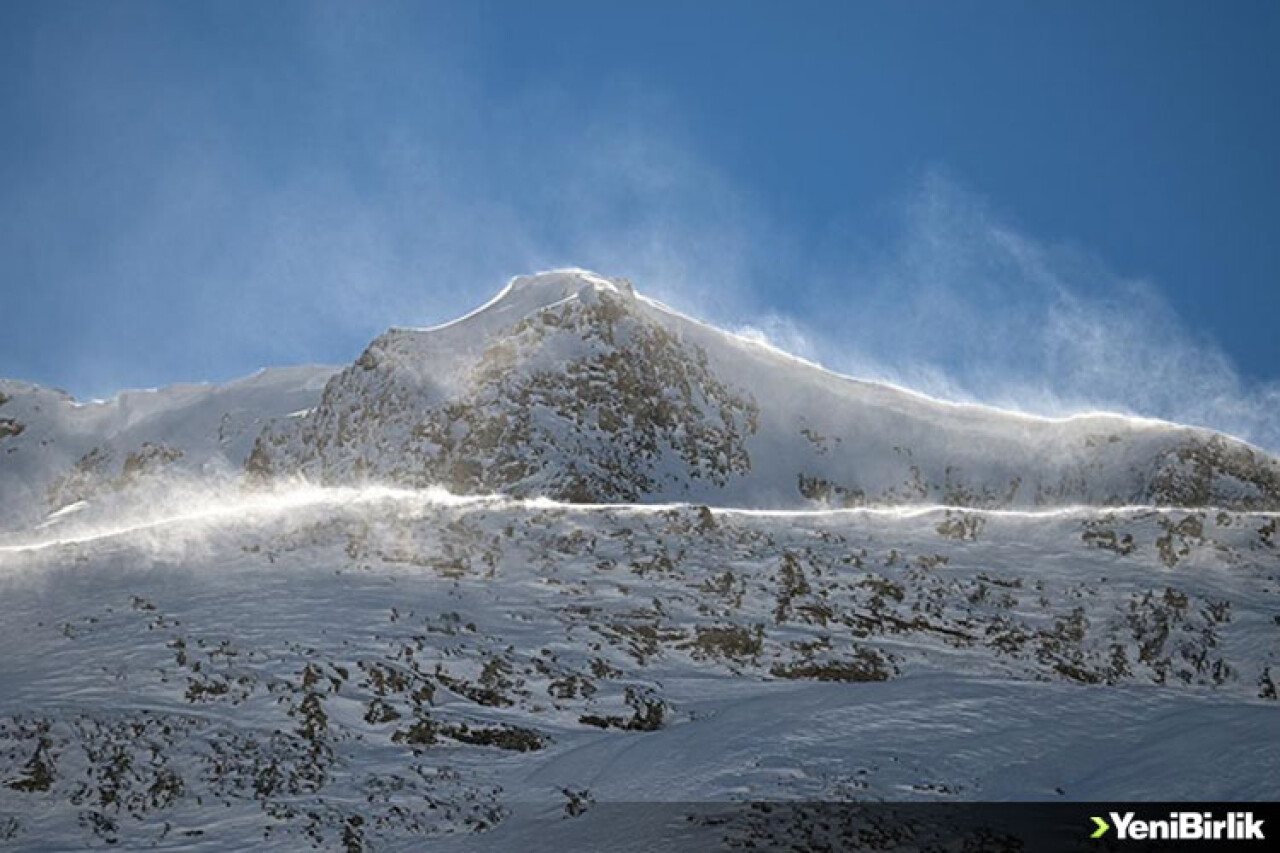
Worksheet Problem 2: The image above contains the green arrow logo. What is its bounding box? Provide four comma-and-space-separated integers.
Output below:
1090, 816, 1111, 839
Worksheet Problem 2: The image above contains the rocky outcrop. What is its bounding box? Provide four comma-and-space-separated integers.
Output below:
247, 271, 1280, 510
249, 280, 759, 502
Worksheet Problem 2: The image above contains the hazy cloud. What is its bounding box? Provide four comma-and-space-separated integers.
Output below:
3, 4, 1274, 452
724, 173, 1280, 451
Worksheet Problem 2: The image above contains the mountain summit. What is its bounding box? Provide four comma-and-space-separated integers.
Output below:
3, 272, 1279, 847
2, 269, 1277, 524
248, 270, 759, 502
244, 269, 1280, 510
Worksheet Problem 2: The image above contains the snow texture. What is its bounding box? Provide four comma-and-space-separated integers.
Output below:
0, 271, 1277, 849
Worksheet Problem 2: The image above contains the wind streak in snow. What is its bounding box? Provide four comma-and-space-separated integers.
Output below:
0, 484, 493, 557
2, 483, 1277, 561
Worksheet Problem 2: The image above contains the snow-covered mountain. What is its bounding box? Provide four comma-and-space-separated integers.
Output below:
1, 492, 1277, 849
2, 270, 1278, 850
0, 366, 335, 530
247, 269, 1280, 511
4, 269, 1277, 525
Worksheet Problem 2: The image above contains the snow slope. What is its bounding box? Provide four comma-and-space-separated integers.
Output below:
0, 366, 336, 531
2, 270, 1278, 850
248, 270, 1280, 510
0, 491, 1276, 849
5, 270, 1278, 520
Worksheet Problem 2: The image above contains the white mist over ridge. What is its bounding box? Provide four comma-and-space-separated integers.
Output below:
4, 266, 1280, 535
240, 268, 1280, 513
693, 176, 1280, 455
0, 482, 486, 561
0, 366, 337, 532
6, 479, 1279, 565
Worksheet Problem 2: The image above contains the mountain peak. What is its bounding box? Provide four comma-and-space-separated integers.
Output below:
243, 270, 1280, 510
505, 268, 635, 303
425, 268, 638, 341
484, 268, 636, 321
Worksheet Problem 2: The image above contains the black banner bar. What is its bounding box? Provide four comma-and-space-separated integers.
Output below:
504, 801, 1280, 853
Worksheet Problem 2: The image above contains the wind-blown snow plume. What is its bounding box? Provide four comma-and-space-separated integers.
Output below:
717, 175, 1280, 453
9, 481, 1277, 567
0, 480, 499, 568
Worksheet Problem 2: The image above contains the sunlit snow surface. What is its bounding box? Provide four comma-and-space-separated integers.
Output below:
1, 485, 1277, 849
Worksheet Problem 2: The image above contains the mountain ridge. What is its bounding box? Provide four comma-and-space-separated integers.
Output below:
2, 272, 1279, 847
246, 269, 1280, 510
3, 269, 1279, 530
0, 365, 337, 530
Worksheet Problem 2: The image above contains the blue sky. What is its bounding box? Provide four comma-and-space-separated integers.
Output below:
2, 1, 1277, 446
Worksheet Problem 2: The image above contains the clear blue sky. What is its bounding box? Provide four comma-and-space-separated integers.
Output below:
1, 1, 1277, 444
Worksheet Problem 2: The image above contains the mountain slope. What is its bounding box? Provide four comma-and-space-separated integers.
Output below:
246, 270, 1280, 510
2, 271, 1279, 849
0, 366, 336, 531
1, 494, 1277, 848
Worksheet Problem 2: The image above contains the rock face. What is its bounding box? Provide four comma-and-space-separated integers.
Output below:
246, 270, 1280, 510
1146, 433, 1280, 508
3, 269, 1279, 516
250, 276, 758, 501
